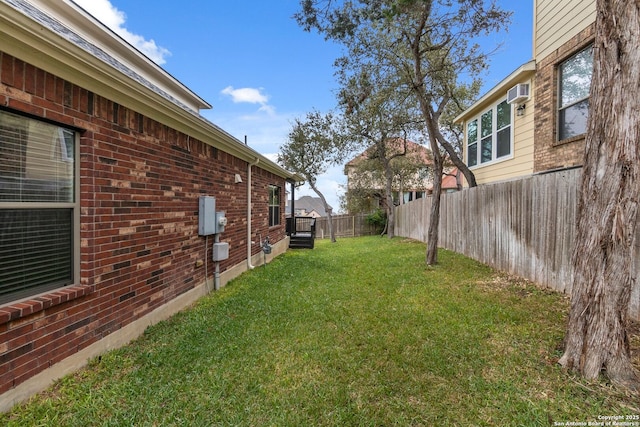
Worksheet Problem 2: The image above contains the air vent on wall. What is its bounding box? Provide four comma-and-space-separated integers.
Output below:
506, 83, 530, 104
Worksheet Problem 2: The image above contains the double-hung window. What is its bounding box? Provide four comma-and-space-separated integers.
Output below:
558, 45, 593, 141
467, 99, 512, 167
268, 185, 280, 227
0, 110, 78, 305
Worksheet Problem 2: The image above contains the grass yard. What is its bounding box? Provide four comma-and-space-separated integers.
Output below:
2, 236, 639, 426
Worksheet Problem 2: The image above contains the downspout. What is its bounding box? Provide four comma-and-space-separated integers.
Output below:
290, 179, 295, 234
247, 156, 260, 270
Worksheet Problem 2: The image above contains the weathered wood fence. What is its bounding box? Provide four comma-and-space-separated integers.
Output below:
314, 214, 379, 239
395, 168, 640, 320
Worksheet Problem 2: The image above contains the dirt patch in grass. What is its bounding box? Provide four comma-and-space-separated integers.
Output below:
477, 272, 569, 299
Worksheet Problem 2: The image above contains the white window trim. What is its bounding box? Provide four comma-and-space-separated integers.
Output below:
465, 98, 514, 170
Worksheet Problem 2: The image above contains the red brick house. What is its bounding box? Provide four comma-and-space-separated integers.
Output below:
0, 0, 300, 410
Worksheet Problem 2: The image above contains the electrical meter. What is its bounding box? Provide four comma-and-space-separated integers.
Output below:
215, 211, 227, 233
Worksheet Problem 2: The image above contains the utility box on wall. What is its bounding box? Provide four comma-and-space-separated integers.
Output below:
212, 242, 229, 261
198, 196, 216, 236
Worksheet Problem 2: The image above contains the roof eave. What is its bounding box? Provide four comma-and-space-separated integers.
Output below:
1, 0, 301, 182
454, 59, 536, 123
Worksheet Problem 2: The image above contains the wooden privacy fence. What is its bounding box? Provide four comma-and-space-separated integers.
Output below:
395, 168, 640, 320
314, 214, 379, 239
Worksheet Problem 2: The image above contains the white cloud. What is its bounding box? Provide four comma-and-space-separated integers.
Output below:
262, 153, 279, 163
221, 86, 269, 105
73, 0, 171, 65
258, 104, 276, 116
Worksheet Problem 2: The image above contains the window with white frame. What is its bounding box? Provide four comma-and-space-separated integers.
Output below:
466, 99, 512, 167
268, 185, 280, 227
0, 110, 77, 305
558, 45, 593, 141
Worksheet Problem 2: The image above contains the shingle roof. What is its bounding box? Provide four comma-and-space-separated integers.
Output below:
295, 196, 332, 217
345, 139, 432, 168
5, 0, 200, 115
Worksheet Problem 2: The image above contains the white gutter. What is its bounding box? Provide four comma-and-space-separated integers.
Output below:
247, 157, 260, 270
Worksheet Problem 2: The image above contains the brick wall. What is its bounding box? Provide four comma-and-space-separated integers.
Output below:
534, 23, 595, 172
0, 52, 287, 395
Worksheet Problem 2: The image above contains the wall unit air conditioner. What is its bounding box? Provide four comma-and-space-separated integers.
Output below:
506, 83, 530, 104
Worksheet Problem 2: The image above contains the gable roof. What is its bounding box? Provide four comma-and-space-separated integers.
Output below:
1, 0, 303, 182
295, 196, 332, 217
345, 138, 432, 169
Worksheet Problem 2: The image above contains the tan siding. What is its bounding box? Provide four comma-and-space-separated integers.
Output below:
465, 83, 535, 185
535, 0, 596, 60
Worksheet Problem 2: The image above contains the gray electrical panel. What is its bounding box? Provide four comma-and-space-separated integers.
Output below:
198, 196, 216, 236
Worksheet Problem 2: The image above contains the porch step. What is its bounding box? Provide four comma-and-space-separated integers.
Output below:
289, 235, 315, 249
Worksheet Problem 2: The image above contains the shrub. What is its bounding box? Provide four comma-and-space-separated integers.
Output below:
365, 208, 387, 233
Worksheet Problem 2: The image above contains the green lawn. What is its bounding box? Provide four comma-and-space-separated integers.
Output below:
2, 237, 638, 426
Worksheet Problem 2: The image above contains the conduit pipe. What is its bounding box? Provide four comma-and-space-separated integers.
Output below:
247, 156, 259, 270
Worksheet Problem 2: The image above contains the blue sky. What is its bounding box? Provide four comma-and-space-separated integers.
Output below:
73, 0, 534, 213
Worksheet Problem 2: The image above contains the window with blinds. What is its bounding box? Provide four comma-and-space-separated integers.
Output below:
0, 110, 76, 305
268, 185, 280, 227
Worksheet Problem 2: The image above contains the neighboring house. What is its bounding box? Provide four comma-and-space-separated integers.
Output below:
0, 0, 300, 410
344, 139, 434, 212
344, 139, 461, 212
294, 196, 331, 218
434, 168, 463, 194
455, 0, 595, 184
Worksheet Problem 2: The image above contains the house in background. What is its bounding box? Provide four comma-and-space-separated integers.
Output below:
0, 0, 300, 411
533, 0, 595, 173
294, 196, 332, 218
344, 139, 434, 213
455, 0, 595, 184
344, 139, 461, 213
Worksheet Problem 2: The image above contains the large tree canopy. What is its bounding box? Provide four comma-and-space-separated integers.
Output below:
296, 0, 510, 263
337, 52, 423, 237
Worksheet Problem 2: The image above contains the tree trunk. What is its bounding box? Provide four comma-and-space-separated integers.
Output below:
310, 182, 336, 243
435, 134, 477, 188
384, 161, 395, 239
426, 145, 443, 265
558, 0, 640, 390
